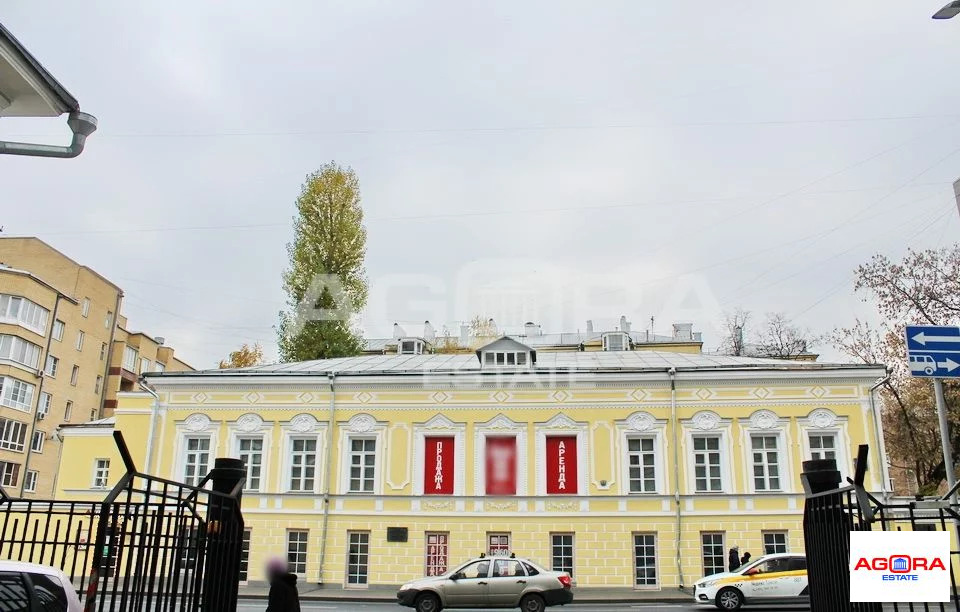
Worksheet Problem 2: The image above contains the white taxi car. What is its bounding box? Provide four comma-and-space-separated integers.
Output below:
692, 552, 808, 610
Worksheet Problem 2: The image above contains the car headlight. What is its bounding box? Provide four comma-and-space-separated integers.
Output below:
400, 583, 414, 591
698, 579, 720, 589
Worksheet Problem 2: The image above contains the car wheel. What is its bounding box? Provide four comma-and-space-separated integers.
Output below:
520, 593, 546, 612
715, 587, 743, 610
415, 593, 441, 612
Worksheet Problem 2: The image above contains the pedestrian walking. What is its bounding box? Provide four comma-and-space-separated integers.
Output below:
740, 551, 752, 567
265, 557, 301, 612
728, 547, 740, 571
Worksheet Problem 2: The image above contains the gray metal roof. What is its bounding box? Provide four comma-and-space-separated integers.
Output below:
0, 22, 79, 112
163, 350, 878, 378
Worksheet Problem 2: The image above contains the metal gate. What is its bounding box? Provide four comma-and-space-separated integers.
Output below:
0, 431, 245, 612
803, 444, 960, 611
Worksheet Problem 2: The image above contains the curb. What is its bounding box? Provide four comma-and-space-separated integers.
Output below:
238, 592, 694, 604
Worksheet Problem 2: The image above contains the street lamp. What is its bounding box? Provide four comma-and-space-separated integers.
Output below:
933, 1, 960, 18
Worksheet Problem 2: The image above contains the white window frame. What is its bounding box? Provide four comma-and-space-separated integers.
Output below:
551, 533, 575, 578
337, 416, 385, 495
690, 435, 725, 494
0, 460, 19, 487
24, 469, 38, 493
413, 415, 466, 496
683, 413, 733, 495
287, 530, 309, 576
488, 532, 512, 556
92, 459, 110, 489
0, 294, 49, 335
0, 334, 42, 370
535, 414, 588, 496
104, 312, 113, 329
618, 412, 668, 495
425, 532, 449, 577
70, 365, 79, 386
701, 532, 726, 577
52, 320, 64, 342
228, 415, 275, 494
346, 437, 378, 493
739, 411, 791, 494
0, 376, 35, 412
64, 401, 73, 421
482, 350, 530, 367
181, 436, 212, 487
238, 436, 266, 492
75, 330, 85, 351
750, 433, 783, 492
37, 392, 51, 419
95, 375, 103, 394
276, 415, 326, 495
632, 532, 658, 588
155, 362, 166, 373
602, 331, 629, 351
99, 342, 108, 361
0, 417, 27, 452
239, 528, 252, 583
762, 530, 789, 555
474, 414, 527, 496
172, 415, 218, 486
81, 298, 90, 318
31, 430, 44, 453
399, 338, 424, 355
44, 355, 58, 377
799, 409, 851, 479
140, 357, 150, 374
122, 346, 138, 372
346, 530, 370, 587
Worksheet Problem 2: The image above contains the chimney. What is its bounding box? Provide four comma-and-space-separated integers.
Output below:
424, 320, 435, 342
586, 320, 594, 333
524, 322, 540, 337
393, 322, 404, 340
672, 323, 693, 341
460, 324, 470, 345
155, 337, 165, 346
620, 315, 631, 333
487, 318, 497, 335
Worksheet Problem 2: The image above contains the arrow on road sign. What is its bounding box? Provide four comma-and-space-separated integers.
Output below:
912, 332, 960, 346
939, 358, 960, 372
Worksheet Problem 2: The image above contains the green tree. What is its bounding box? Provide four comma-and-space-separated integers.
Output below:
278, 162, 368, 362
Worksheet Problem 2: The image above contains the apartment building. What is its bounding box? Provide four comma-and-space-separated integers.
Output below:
0, 237, 190, 496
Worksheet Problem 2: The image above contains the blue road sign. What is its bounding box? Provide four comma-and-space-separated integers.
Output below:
905, 325, 960, 378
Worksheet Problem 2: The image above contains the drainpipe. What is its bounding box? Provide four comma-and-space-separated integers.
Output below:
20, 294, 62, 496
140, 383, 160, 474
868, 373, 892, 500
0, 112, 98, 158
99, 290, 123, 419
669, 367, 686, 589
317, 372, 337, 585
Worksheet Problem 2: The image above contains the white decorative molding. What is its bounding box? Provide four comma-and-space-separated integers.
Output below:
184, 413, 211, 433
236, 413, 264, 433
385, 423, 412, 490
691, 410, 721, 431
422, 414, 458, 430
542, 413, 580, 430
809, 408, 837, 429
545, 500, 578, 512
749, 409, 779, 430
484, 414, 524, 432
413, 415, 466, 496
423, 500, 453, 511
474, 414, 527, 495
347, 413, 377, 433
590, 421, 615, 490
290, 414, 319, 433
626, 411, 656, 432
485, 501, 517, 511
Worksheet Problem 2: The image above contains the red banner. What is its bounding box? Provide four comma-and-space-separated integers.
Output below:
485, 436, 517, 495
546, 436, 577, 494
424, 436, 454, 495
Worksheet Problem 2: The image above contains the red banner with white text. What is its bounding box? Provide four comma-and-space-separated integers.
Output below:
485, 436, 517, 495
546, 436, 577, 494
424, 436, 455, 495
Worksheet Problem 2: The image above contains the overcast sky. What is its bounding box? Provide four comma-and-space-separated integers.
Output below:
3, 1, 959, 368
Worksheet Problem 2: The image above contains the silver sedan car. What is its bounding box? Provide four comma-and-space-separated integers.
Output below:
397, 554, 574, 612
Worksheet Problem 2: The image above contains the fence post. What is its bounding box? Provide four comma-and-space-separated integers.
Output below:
202, 458, 245, 612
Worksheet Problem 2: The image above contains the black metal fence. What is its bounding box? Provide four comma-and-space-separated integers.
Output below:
0, 431, 245, 612
804, 445, 960, 612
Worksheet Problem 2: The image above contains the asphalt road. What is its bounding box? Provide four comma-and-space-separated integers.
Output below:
232, 601, 916, 611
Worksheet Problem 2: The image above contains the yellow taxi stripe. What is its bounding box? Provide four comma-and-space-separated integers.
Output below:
714, 569, 807, 586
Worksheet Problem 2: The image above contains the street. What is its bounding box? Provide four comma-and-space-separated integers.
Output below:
233, 602, 812, 612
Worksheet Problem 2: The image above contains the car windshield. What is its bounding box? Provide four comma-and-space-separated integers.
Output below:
740, 555, 793, 574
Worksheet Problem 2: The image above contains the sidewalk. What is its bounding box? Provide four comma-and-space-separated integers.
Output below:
238, 583, 693, 604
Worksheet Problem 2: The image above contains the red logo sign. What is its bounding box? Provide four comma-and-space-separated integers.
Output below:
546, 436, 577, 494
424, 436, 454, 495
485, 437, 517, 495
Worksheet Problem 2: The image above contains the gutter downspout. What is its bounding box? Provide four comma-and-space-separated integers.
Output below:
317, 372, 336, 585
140, 382, 160, 475
869, 373, 892, 500
669, 367, 686, 589
0, 111, 98, 158
99, 290, 123, 420
20, 293, 62, 496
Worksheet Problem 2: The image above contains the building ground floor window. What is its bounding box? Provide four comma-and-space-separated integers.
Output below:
425, 532, 449, 576
488, 532, 511, 556
347, 531, 371, 586
287, 530, 308, 576
633, 533, 657, 587
701, 532, 726, 576
551, 533, 574, 578
762, 531, 788, 554
239, 528, 252, 582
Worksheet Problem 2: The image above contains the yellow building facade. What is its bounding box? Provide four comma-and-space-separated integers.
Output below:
55, 338, 888, 590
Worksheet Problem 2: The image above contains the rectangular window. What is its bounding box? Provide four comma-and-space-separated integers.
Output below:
287, 530, 309, 575
0, 334, 42, 369
551, 533, 574, 578
752, 435, 781, 491
485, 436, 517, 495
31, 431, 44, 453
348, 438, 376, 493
100, 342, 108, 361
0, 461, 20, 487
701, 532, 726, 576
289, 438, 316, 492
488, 532, 511, 556
75, 331, 85, 351
183, 437, 211, 487
95, 375, 103, 394
604, 333, 626, 351
155, 362, 166, 373
0, 294, 49, 333
24, 470, 38, 493
809, 433, 837, 461
763, 531, 788, 555
140, 357, 150, 374
105, 312, 113, 329
239, 528, 252, 582
122, 347, 138, 372
0, 417, 27, 452
546, 436, 577, 494
38, 392, 51, 419
93, 459, 110, 488
633, 533, 657, 586
693, 436, 723, 492
52, 320, 65, 341
238, 437, 264, 491
425, 532, 449, 576
0, 376, 35, 411
628, 437, 657, 493
64, 401, 73, 422
81, 298, 90, 317
70, 365, 79, 386
44, 355, 58, 377
423, 436, 454, 495
347, 531, 370, 585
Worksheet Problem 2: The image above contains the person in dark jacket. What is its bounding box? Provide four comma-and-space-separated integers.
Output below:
266, 557, 301, 612
728, 547, 740, 572
740, 551, 752, 568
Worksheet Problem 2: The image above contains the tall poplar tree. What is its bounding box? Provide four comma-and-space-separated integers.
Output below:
278, 162, 368, 361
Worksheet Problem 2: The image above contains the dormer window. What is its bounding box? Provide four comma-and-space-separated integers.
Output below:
477, 337, 536, 368
400, 339, 425, 355
603, 332, 629, 351
483, 351, 528, 366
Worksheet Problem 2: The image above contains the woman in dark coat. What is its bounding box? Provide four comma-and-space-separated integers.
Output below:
266, 557, 301, 612
728, 547, 740, 572
740, 551, 752, 568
